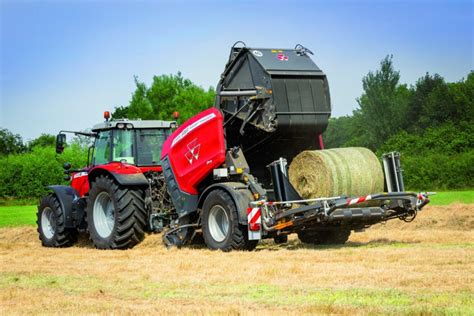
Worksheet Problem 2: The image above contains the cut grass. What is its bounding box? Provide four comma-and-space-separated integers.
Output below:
0, 204, 472, 314
0, 205, 36, 227
1, 272, 472, 314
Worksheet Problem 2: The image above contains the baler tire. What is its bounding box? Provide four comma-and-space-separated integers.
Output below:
37, 194, 78, 247
298, 229, 351, 245
202, 189, 257, 252
297, 231, 317, 244
274, 235, 288, 244
86, 175, 147, 250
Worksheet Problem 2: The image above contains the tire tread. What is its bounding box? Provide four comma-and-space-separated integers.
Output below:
86, 175, 147, 249
36, 194, 78, 247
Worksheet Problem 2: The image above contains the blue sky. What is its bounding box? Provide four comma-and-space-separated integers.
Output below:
1, 0, 472, 141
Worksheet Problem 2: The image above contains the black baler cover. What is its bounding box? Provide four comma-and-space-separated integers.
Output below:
215, 46, 332, 185
248, 48, 322, 73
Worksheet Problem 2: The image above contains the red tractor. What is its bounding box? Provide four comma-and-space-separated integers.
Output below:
37, 113, 177, 249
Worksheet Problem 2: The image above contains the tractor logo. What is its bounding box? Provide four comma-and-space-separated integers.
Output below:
185, 138, 200, 164
277, 53, 289, 61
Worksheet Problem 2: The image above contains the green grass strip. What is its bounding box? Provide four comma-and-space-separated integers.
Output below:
429, 190, 474, 205
0, 205, 37, 227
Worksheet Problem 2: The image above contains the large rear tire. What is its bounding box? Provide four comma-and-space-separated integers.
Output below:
86, 175, 147, 249
202, 189, 258, 251
37, 194, 78, 247
298, 229, 351, 245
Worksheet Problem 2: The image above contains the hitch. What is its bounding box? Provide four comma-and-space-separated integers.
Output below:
162, 223, 199, 249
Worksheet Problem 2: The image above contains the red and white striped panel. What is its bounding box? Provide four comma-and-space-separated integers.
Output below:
247, 207, 261, 240
346, 195, 372, 206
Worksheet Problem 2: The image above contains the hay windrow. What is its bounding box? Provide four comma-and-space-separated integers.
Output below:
289, 147, 384, 198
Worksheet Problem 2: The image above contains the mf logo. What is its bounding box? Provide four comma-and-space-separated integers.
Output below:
185, 138, 200, 164
277, 53, 289, 61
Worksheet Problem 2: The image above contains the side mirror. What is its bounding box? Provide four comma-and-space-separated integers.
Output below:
56, 133, 66, 154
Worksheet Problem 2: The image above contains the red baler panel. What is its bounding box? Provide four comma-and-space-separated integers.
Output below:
162, 108, 225, 195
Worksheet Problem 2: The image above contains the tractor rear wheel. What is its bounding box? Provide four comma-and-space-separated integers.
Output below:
202, 189, 258, 251
86, 175, 147, 249
298, 229, 351, 245
37, 194, 78, 247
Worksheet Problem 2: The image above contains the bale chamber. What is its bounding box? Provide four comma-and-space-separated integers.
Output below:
215, 44, 332, 185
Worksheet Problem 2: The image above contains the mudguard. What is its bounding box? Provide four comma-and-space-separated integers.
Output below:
198, 182, 254, 225
112, 173, 149, 186
47, 185, 79, 228
88, 163, 149, 187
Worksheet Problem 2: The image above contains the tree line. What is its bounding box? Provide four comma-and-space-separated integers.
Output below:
0, 72, 215, 199
0, 59, 472, 199
323, 56, 473, 190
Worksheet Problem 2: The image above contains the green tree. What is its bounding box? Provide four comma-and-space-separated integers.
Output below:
406, 73, 445, 132
356, 55, 410, 149
27, 134, 55, 150
111, 106, 129, 119
406, 72, 473, 132
112, 72, 215, 122
446, 71, 474, 124
0, 144, 88, 198
323, 110, 367, 148
0, 128, 25, 156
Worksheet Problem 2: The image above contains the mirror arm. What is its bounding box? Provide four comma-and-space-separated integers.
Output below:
59, 130, 98, 138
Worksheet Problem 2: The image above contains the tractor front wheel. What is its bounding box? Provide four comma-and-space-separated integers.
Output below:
202, 189, 258, 251
86, 175, 146, 249
37, 194, 78, 247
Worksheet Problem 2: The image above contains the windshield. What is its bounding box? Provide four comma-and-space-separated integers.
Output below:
136, 129, 169, 166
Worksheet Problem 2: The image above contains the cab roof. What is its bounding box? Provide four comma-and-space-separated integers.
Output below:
92, 119, 176, 132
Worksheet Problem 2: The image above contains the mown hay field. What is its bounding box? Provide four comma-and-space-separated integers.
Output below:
1, 203, 473, 314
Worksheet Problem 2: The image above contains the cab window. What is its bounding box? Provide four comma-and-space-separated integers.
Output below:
136, 129, 168, 166
93, 131, 111, 165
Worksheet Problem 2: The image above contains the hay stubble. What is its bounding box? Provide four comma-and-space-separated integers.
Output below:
0, 204, 473, 314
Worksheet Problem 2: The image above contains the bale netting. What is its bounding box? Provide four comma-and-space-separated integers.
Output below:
288, 147, 384, 199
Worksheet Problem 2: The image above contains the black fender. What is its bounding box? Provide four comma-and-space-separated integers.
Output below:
47, 185, 80, 228
88, 168, 149, 186
198, 182, 253, 225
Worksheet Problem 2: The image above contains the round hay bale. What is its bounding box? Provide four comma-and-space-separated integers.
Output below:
288, 147, 384, 198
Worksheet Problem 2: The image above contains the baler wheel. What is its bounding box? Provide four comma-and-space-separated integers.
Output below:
86, 175, 146, 249
202, 189, 257, 251
274, 235, 288, 244
37, 194, 77, 247
298, 229, 351, 245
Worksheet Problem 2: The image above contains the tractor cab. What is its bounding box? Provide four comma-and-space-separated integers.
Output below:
55, 111, 177, 168
91, 119, 176, 167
